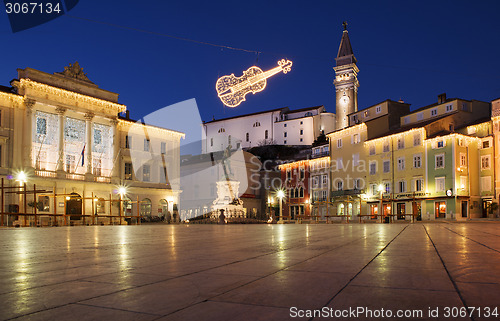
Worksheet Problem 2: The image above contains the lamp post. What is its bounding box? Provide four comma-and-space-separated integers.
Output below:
277, 189, 285, 223
16, 171, 27, 226
378, 184, 384, 223
118, 186, 127, 225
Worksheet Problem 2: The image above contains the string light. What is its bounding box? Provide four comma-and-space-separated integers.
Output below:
0, 91, 24, 104
365, 127, 426, 145
216, 59, 292, 107
18, 79, 126, 113
327, 123, 366, 138
120, 119, 185, 139
425, 133, 481, 146
278, 159, 308, 170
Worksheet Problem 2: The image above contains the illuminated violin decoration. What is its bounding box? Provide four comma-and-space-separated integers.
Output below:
216, 59, 293, 107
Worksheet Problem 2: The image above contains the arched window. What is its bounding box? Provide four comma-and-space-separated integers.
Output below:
299, 187, 304, 198
265, 130, 268, 139
140, 198, 152, 217
96, 197, 106, 214
228, 135, 231, 144
246, 133, 249, 142
338, 203, 345, 215
158, 199, 168, 217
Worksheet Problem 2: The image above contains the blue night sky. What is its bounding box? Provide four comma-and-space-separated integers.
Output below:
1, 0, 500, 128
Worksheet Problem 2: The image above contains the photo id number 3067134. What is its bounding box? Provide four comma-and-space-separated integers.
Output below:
5, 2, 62, 14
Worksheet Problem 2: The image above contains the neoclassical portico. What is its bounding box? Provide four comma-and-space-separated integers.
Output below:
0, 63, 184, 225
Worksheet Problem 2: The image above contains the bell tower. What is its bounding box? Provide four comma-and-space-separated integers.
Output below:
334, 22, 359, 130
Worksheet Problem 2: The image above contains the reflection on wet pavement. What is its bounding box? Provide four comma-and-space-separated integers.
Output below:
0, 223, 499, 320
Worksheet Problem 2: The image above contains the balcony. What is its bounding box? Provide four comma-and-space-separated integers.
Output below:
331, 189, 363, 197
94, 176, 111, 183
66, 173, 85, 181
34, 170, 57, 178
311, 151, 330, 159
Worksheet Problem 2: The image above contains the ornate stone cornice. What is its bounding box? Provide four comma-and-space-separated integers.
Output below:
24, 98, 36, 109
55, 106, 67, 115
19, 78, 126, 113
84, 112, 95, 121
109, 117, 119, 126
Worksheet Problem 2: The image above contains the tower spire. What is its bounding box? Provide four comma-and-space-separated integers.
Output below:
334, 22, 359, 130
336, 21, 356, 66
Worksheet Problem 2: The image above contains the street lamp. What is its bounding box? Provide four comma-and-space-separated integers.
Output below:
276, 189, 285, 223
16, 171, 27, 183
378, 184, 384, 223
15, 171, 28, 226
117, 186, 127, 223
118, 186, 127, 196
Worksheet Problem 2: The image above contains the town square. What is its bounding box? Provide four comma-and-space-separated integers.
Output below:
1, 0, 500, 320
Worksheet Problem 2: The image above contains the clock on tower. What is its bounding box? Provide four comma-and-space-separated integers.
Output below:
334, 22, 359, 130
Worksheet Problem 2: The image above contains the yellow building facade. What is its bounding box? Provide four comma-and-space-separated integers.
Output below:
0, 64, 184, 226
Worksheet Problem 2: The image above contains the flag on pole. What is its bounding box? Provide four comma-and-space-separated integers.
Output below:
81, 143, 86, 166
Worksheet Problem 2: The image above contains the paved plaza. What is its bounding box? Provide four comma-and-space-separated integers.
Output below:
0, 222, 499, 320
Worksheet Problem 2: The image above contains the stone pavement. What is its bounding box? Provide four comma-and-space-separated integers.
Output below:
0, 222, 499, 321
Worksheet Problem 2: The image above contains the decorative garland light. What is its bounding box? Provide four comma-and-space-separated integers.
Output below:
119, 119, 185, 139
19, 79, 127, 113
0, 91, 24, 104
365, 127, 426, 145
425, 133, 481, 146
327, 123, 366, 138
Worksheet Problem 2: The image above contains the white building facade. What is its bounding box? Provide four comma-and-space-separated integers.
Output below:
202, 106, 335, 153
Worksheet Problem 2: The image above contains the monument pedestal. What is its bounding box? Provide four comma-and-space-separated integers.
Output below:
211, 180, 246, 220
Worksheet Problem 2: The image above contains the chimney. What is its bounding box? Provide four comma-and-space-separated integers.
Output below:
125, 110, 130, 119
398, 98, 404, 103
438, 93, 446, 104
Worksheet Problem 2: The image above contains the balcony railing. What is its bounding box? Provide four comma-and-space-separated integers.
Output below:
34, 170, 57, 178
94, 176, 111, 183
311, 151, 330, 159
66, 173, 85, 180
331, 189, 363, 197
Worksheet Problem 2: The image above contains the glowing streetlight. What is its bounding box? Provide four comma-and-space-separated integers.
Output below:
116, 186, 127, 223
16, 171, 27, 183
379, 184, 384, 223
118, 186, 127, 196
276, 189, 285, 223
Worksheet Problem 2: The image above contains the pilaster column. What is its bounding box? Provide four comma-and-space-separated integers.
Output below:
55, 107, 66, 172
23, 98, 36, 168
84, 112, 94, 175
110, 118, 119, 179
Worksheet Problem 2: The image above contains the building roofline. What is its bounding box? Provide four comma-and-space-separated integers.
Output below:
454, 117, 491, 131
282, 105, 325, 114
203, 105, 328, 124
409, 97, 488, 114
203, 107, 288, 124
118, 115, 185, 136
347, 99, 411, 117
